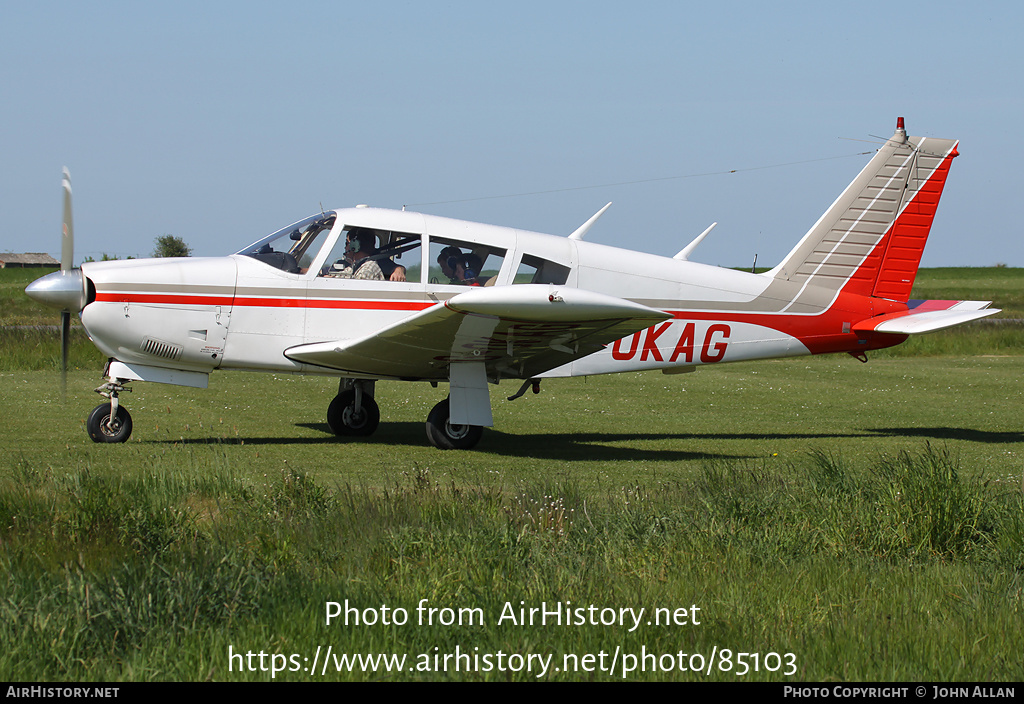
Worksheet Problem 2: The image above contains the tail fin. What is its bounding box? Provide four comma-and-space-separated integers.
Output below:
771, 118, 958, 304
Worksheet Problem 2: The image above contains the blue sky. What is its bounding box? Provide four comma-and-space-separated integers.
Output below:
2, 1, 1021, 267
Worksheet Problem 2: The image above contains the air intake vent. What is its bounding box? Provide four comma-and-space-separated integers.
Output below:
142, 337, 183, 361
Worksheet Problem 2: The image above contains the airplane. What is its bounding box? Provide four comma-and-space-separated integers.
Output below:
26, 118, 1000, 450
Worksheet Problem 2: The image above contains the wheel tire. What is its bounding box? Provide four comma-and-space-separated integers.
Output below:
425, 397, 483, 450
86, 403, 133, 443
327, 389, 380, 436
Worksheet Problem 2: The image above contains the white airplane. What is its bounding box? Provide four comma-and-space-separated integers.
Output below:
26, 119, 999, 449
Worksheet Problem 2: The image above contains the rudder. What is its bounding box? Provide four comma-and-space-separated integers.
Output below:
866, 139, 957, 301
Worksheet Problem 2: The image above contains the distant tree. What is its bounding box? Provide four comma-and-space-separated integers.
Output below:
152, 235, 192, 258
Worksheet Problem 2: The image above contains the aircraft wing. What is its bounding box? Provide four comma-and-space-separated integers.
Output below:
284, 285, 671, 379
853, 300, 1001, 335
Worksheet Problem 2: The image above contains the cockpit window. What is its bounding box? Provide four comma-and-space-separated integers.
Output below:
237, 213, 336, 273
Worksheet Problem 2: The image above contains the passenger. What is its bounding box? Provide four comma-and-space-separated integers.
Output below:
437, 246, 462, 283
453, 253, 486, 286
323, 228, 385, 280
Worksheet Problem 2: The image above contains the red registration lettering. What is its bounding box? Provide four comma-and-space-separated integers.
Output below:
611, 332, 641, 360
669, 322, 696, 363
640, 322, 673, 361
700, 324, 731, 363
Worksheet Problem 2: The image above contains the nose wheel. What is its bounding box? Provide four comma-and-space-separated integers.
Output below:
88, 376, 133, 443
86, 403, 133, 443
425, 397, 482, 450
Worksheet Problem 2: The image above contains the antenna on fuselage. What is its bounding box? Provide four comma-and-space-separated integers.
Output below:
673, 222, 717, 261
568, 202, 612, 240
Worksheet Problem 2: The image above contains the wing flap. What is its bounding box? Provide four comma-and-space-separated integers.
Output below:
854, 300, 1000, 335
285, 285, 671, 379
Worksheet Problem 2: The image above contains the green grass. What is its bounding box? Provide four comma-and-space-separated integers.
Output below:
0, 327, 106, 371
912, 267, 1024, 319
0, 444, 1021, 681
0, 267, 60, 326
1, 357, 1023, 681
1, 266, 1023, 681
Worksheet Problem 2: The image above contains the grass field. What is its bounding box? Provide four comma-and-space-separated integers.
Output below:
1, 267, 1022, 681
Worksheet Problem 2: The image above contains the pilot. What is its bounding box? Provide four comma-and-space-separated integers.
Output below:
325, 228, 385, 280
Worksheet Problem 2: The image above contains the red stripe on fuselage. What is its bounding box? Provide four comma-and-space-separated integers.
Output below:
94, 292, 432, 311
236, 297, 431, 311
95, 292, 233, 306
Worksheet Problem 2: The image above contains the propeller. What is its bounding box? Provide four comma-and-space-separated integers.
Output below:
25, 167, 87, 398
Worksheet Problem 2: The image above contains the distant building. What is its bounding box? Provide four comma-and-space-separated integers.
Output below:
0, 253, 60, 268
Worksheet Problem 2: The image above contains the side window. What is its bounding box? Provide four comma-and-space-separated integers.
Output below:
514, 254, 570, 285
318, 227, 422, 282
428, 238, 506, 287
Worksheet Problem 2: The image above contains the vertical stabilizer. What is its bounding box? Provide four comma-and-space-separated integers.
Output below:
772, 119, 958, 304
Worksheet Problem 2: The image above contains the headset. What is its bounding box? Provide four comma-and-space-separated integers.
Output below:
346, 229, 375, 255
448, 255, 478, 280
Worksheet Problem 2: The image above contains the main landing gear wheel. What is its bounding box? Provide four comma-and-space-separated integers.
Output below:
327, 389, 380, 436
86, 403, 133, 443
425, 397, 482, 450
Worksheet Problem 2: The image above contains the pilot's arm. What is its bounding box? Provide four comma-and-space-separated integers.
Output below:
389, 265, 407, 282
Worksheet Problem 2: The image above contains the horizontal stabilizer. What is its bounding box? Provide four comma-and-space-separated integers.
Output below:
854, 300, 1000, 335
285, 285, 670, 379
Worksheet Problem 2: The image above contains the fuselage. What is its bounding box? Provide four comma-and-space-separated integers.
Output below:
77, 206, 905, 387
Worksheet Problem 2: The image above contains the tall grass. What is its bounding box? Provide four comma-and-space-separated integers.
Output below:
2, 266, 1022, 680
0, 327, 105, 371
0, 267, 60, 326
803, 446, 1019, 562
2, 447, 1021, 680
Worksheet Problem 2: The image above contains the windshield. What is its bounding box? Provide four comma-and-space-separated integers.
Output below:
237, 213, 336, 273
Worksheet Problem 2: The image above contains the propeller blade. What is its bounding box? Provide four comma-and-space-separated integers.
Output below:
61, 167, 73, 272
61, 310, 70, 397
60, 167, 74, 395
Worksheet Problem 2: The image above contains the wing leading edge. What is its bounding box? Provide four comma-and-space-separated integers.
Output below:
284, 285, 672, 380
